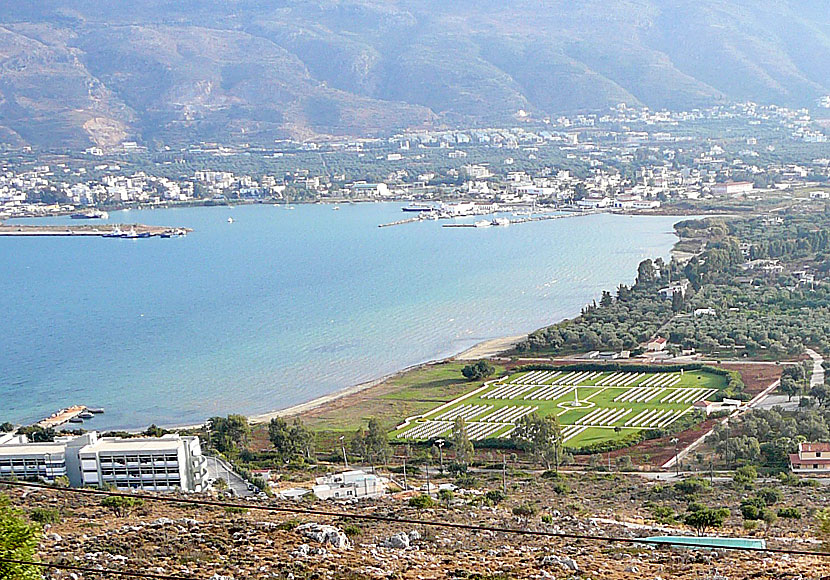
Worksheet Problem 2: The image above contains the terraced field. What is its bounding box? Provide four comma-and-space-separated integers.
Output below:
393, 368, 726, 448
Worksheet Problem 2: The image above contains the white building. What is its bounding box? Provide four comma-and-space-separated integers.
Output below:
711, 181, 754, 196
312, 470, 387, 500
0, 431, 207, 492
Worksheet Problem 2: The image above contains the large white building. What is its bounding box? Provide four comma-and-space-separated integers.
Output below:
312, 470, 387, 500
0, 431, 208, 492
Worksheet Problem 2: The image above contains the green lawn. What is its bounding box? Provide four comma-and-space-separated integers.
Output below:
392, 368, 727, 448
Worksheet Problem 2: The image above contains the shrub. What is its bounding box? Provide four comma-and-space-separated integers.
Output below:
484, 490, 505, 506
733, 465, 757, 488
541, 514, 554, 524
674, 477, 710, 496
650, 505, 677, 525
777, 507, 801, 519
101, 496, 144, 517
28, 508, 61, 525
512, 503, 538, 517
757, 487, 782, 506
224, 506, 248, 515
408, 494, 436, 509
551, 481, 570, 495
342, 524, 362, 537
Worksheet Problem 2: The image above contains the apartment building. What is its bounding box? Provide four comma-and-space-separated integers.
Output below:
0, 431, 208, 492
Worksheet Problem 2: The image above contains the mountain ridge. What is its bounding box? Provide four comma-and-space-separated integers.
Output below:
0, 1, 828, 148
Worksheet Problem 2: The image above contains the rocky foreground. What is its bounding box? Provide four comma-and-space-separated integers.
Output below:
10, 472, 830, 579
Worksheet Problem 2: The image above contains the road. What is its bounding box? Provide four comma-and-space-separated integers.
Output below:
806, 347, 824, 388
205, 455, 254, 497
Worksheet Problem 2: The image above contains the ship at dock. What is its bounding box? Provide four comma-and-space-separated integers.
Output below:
70, 209, 109, 220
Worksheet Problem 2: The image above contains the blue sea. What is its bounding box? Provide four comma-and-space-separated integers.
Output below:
1, 204, 681, 429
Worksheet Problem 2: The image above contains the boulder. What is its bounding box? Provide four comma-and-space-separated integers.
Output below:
295, 523, 351, 549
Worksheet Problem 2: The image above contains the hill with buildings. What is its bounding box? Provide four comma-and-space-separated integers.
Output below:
0, 0, 828, 148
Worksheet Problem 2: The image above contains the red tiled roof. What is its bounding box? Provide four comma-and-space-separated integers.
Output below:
800, 442, 830, 453
790, 453, 830, 466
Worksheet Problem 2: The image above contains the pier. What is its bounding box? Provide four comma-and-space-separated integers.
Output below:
378, 217, 423, 228
0, 224, 191, 238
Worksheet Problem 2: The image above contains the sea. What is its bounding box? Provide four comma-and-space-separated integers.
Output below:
1, 204, 682, 430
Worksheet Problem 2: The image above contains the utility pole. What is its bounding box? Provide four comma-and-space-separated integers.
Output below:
403, 455, 408, 490
435, 439, 445, 474
672, 437, 680, 476
502, 453, 507, 494
425, 458, 431, 496
724, 418, 730, 471
339, 435, 348, 469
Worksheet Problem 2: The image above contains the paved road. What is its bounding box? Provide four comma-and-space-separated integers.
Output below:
806, 348, 824, 388
205, 455, 254, 497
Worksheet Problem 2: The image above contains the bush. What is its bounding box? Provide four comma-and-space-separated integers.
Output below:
650, 505, 677, 525
674, 477, 711, 495
777, 507, 801, 519
101, 496, 144, 517
462, 361, 495, 381
408, 494, 436, 509
512, 503, 538, 517
541, 514, 554, 524
276, 518, 301, 531
551, 481, 570, 495
757, 487, 782, 506
342, 524, 362, 537
224, 506, 248, 515
484, 490, 505, 506
733, 465, 757, 488
29, 507, 62, 525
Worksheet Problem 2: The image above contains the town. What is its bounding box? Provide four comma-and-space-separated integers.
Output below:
1, 101, 829, 222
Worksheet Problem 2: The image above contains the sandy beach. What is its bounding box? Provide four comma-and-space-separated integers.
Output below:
245, 333, 527, 425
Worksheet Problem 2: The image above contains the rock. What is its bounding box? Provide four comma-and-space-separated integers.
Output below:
382, 533, 410, 549
408, 530, 421, 542
208, 575, 234, 580
540, 554, 579, 572
292, 544, 311, 557
626, 565, 639, 573
295, 523, 351, 549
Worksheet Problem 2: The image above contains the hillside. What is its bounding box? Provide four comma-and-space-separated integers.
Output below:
1, 1, 828, 148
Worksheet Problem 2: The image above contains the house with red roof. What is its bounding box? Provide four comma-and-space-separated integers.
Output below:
789, 442, 830, 475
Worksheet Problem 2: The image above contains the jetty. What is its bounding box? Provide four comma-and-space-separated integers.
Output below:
36, 405, 104, 428
378, 216, 423, 228
0, 224, 190, 238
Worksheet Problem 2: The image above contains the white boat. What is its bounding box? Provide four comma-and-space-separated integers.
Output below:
332, 206, 340, 211
474, 220, 492, 228
492, 218, 511, 227
227, 217, 234, 223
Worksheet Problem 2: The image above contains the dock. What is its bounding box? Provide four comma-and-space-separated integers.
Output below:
37, 406, 88, 429
0, 224, 191, 238
36, 405, 104, 429
378, 217, 423, 228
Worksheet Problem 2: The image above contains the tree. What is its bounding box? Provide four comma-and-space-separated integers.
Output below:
269, 418, 314, 462
101, 496, 144, 517
351, 418, 390, 466
208, 415, 250, 455
0, 495, 41, 580
16, 426, 55, 442
450, 417, 474, 468
636, 259, 657, 287
0, 423, 13, 433
780, 376, 802, 402
812, 382, 830, 406
462, 361, 495, 381
733, 465, 757, 488
511, 413, 562, 470
683, 503, 730, 536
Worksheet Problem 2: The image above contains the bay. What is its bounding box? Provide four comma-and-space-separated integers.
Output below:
1, 204, 681, 429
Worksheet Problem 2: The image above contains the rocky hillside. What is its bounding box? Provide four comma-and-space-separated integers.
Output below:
9, 470, 830, 579
1, 1, 829, 148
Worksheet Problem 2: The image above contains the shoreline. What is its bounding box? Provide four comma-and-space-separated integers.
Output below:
248, 334, 528, 425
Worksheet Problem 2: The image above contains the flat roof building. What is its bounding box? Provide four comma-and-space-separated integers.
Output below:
0, 431, 207, 492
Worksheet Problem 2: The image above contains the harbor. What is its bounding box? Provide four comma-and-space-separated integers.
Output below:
37, 405, 104, 429
379, 201, 600, 228
0, 223, 191, 238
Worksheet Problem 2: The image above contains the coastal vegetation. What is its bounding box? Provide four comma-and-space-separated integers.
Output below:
0, 494, 41, 580
517, 212, 830, 359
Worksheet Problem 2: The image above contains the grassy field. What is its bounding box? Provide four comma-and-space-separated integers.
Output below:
392, 368, 727, 448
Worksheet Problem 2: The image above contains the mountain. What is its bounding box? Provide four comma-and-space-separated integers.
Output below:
0, 1, 828, 148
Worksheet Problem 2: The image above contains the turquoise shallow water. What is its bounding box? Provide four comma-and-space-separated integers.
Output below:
1, 204, 681, 429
